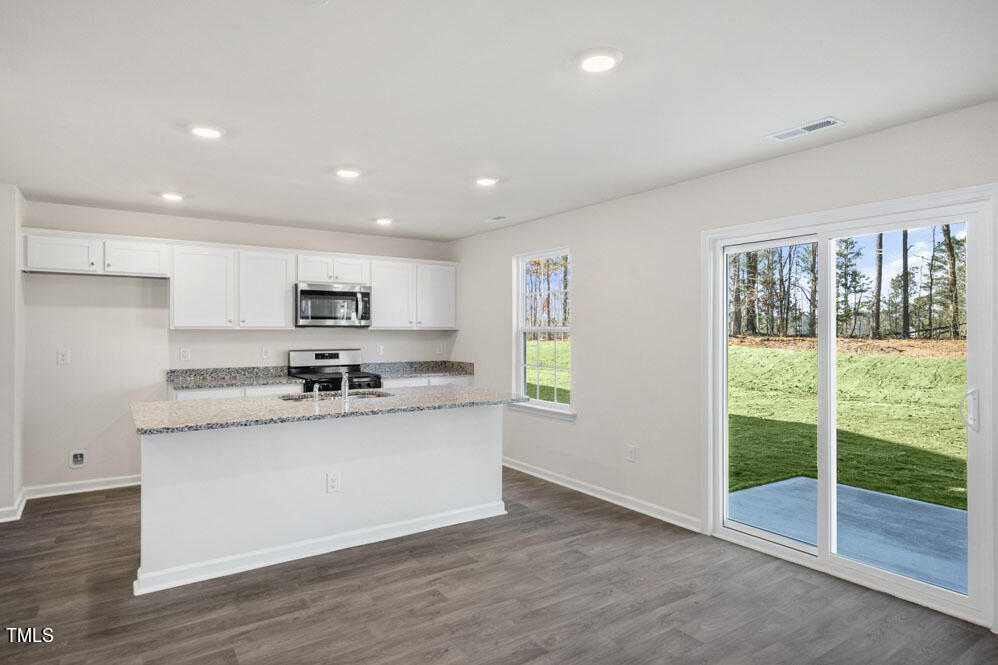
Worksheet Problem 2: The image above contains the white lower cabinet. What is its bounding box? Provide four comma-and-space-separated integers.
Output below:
173, 387, 245, 401
243, 384, 300, 397
173, 384, 302, 400
381, 375, 473, 389
171, 246, 236, 328
238, 251, 295, 328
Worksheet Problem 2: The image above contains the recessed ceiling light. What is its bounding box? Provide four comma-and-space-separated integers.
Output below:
336, 168, 362, 179
376, 218, 393, 226
475, 177, 499, 187
189, 125, 224, 139
576, 47, 623, 73
160, 192, 184, 201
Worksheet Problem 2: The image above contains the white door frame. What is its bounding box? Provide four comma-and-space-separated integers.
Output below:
700, 183, 998, 629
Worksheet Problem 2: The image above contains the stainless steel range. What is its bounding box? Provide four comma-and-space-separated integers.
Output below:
287, 349, 381, 392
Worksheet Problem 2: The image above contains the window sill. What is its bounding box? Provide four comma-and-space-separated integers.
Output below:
507, 401, 577, 421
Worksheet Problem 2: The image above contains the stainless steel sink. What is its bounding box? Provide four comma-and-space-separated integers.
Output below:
279, 390, 393, 401
348, 390, 393, 399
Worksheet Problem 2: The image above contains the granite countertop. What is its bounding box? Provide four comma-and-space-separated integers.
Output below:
132, 385, 524, 435
167, 361, 474, 390
361, 361, 474, 379
167, 366, 303, 390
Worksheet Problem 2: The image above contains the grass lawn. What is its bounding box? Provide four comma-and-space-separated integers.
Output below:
524, 338, 571, 404
728, 345, 967, 509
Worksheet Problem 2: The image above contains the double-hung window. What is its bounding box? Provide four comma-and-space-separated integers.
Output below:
515, 249, 571, 411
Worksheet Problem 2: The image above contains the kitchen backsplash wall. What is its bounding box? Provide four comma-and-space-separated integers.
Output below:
168, 328, 456, 369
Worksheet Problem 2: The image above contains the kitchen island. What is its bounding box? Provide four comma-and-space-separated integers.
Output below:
130, 386, 525, 594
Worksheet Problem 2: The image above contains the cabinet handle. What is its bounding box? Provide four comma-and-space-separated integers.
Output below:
89, 261, 95, 267
409, 320, 413, 324
227, 319, 232, 324
240, 319, 246, 324
418, 321, 422, 325
106, 263, 111, 268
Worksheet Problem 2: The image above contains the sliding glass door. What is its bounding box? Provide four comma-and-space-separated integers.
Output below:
833, 223, 968, 594
711, 189, 993, 624
724, 238, 819, 551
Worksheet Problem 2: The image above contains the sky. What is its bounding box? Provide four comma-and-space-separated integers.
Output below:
849, 222, 966, 291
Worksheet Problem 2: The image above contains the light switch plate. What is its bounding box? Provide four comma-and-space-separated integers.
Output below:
376, 344, 384, 356
261, 346, 271, 360
179, 348, 191, 362
57, 348, 71, 365
436, 343, 444, 355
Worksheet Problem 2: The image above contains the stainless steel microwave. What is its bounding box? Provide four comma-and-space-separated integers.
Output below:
295, 283, 371, 327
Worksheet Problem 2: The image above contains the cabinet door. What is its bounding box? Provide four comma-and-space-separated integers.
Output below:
238, 251, 295, 328
174, 387, 245, 401
428, 375, 473, 387
25, 235, 102, 273
104, 240, 171, 277
332, 256, 371, 284
415, 264, 458, 329
171, 246, 236, 329
244, 384, 302, 397
297, 255, 333, 282
381, 377, 431, 388
370, 260, 416, 329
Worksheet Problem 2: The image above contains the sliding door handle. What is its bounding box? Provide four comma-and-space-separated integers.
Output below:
960, 389, 980, 432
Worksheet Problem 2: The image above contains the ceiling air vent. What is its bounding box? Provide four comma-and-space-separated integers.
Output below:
769, 116, 844, 141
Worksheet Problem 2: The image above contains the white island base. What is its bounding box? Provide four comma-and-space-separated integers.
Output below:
133, 404, 505, 594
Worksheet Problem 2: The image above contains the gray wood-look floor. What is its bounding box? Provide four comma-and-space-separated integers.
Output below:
2, 468, 997, 664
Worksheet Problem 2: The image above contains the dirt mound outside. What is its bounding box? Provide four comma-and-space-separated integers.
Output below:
728, 335, 966, 359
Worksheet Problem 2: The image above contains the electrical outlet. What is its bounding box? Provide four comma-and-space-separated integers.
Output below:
179, 348, 191, 362
376, 344, 384, 356
69, 451, 86, 469
435, 343, 444, 355
56, 348, 71, 365
626, 445, 637, 463
261, 345, 271, 360
326, 471, 341, 493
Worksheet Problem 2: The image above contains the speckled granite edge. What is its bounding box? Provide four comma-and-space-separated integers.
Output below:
362, 360, 474, 379
167, 366, 304, 390
132, 387, 524, 435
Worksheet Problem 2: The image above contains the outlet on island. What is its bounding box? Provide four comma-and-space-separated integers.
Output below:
326, 471, 341, 493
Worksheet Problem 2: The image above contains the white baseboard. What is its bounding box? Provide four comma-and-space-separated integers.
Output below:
0, 489, 26, 522
502, 457, 703, 533
133, 500, 507, 595
23, 474, 141, 501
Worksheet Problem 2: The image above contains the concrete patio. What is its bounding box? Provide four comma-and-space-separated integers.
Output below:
728, 476, 967, 594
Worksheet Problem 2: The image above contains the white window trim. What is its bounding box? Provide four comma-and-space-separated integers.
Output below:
512, 248, 575, 418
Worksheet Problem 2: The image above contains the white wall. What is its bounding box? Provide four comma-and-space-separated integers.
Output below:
20, 203, 455, 487
0, 184, 25, 514
449, 99, 998, 526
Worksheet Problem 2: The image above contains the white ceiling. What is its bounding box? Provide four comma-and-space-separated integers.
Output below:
2, 1, 997, 240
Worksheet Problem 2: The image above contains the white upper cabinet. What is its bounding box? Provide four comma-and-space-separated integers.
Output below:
370, 260, 416, 329
331, 256, 370, 284
171, 246, 236, 329
371, 260, 458, 330
297, 254, 370, 284
104, 240, 171, 277
297, 254, 333, 282
25, 234, 103, 273
238, 251, 295, 329
415, 263, 458, 329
